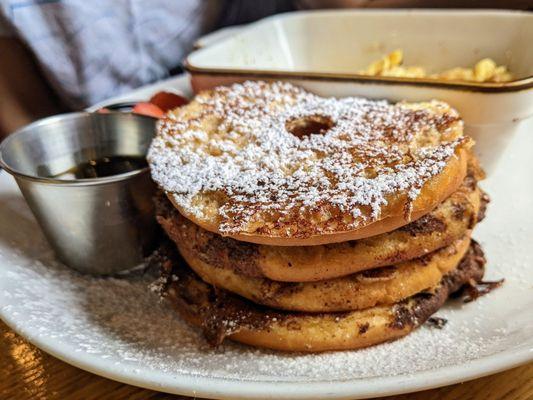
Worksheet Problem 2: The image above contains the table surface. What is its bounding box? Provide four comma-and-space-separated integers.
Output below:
1, 321, 531, 400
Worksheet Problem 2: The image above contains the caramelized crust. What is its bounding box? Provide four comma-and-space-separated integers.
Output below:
159, 241, 486, 352
173, 235, 471, 312
156, 170, 485, 282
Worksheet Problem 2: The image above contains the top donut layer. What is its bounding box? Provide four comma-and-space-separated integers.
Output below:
148, 81, 469, 245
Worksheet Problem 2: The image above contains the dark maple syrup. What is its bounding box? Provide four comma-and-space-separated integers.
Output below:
52, 155, 148, 179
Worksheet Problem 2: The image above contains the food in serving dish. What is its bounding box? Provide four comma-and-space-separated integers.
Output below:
359, 50, 512, 82
186, 10, 533, 175
148, 81, 492, 352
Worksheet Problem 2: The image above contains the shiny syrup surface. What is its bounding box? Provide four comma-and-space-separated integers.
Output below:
52, 156, 148, 179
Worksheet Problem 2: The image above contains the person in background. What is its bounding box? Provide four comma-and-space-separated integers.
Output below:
0, 0, 529, 138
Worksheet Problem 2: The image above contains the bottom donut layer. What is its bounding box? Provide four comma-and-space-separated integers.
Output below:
155, 241, 486, 352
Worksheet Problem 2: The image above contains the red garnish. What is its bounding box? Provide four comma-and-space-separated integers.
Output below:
149, 91, 189, 112
96, 107, 111, 113
132, 102, 165, 118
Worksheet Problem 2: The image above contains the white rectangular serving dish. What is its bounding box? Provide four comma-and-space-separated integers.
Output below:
186, 9, 533, 173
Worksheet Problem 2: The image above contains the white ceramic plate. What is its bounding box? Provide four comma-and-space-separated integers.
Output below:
1, 76, 532, 400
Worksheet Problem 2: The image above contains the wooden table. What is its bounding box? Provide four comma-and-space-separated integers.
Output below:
2, 321, 531, 400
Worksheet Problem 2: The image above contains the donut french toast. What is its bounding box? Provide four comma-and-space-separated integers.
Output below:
155, 161, 485, 283
148, 81, 493, 352
149, 81, 470, 246
155, 240, 486, 352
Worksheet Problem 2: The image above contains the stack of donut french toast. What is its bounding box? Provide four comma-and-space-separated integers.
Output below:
147, 81, 489, 352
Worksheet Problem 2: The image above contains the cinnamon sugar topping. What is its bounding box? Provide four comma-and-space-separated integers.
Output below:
148, 81, 465, 236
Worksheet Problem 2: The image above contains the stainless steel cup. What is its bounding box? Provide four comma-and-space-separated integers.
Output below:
0, 112, 158, 275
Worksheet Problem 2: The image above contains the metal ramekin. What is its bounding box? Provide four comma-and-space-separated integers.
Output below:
0, 112, 158, 275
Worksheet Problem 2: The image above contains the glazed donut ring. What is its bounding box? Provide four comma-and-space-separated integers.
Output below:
149, 81, 470, 246
161, 241, 485, 352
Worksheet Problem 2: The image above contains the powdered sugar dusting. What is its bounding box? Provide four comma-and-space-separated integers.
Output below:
148, 81, 464, 235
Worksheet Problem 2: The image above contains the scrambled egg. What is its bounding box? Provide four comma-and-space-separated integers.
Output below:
359, 49, 512, 83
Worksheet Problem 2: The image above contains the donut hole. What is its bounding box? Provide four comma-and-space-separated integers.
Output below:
285, 115, 335, 139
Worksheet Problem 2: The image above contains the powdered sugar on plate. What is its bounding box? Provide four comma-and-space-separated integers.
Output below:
148, 81, 466, 235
